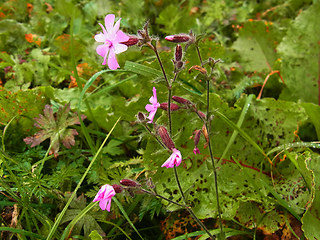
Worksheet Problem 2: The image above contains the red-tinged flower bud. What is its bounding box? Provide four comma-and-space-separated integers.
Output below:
112, 184, 123, 193
172, 96, 191, 105
197, 111, 206, 119
120, 35, 139, 46
165, 34, 191, 43
194, 129, 201, 146
157, 126, 175, 150
160, 103, 180, 111
175, 45, 183, 62
120, 179, 141, 187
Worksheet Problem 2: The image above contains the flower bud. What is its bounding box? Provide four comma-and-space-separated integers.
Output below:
120, 35, 139, 46
112, 184, 123, 193
197, 111, 206, 119
175, 45, 183, 62
136, 112, 146, 121
157, 126, 175, 150
172, 96, 191, 105
194, 130, 201, 147
120, 179, 140, 187
160, 103, 180, 111
165, 34, 191, 43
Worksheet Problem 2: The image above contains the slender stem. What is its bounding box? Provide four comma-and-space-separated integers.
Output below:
206, 79, 224, 239
196, 45, 203, 66
153, 47, 170, 87
173, 166, 215, 239
167, 86, 172, 136
167, 72, 179, 135
140, 188, 187, 208
143, 124, 166, 149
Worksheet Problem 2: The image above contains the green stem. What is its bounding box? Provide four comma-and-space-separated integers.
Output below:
167, 85, 172, 136
173, 166, 215, 240
140, 188, 187, 208
206, 79, 224, 239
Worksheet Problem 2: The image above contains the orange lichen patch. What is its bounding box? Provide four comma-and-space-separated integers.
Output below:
55, 34, 71, 52
69, 63, 100, 91
25, 33, 41, 46
27, 3, 33, 17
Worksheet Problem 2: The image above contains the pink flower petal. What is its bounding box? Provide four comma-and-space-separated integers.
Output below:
114, 43, 128, 54
98, 23, 107, 36
104, 14, 115, 32
161, 148, 182, 168
110, 18, 121, 35
94, 32, 106, 42
96, 44, 109, 57
93, 184, 115, 211
107, 48, 120, 70
115, 30, 129, 43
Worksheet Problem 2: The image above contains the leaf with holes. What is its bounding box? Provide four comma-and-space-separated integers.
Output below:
232, 20, 283, 72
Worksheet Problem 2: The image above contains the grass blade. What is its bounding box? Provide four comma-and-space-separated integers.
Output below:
113, 197, 144, 240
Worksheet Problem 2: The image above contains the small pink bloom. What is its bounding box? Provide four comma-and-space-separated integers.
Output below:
95, 14, 129, 70
93, 184, 116, 211
145, 87, 160, 123
193, 146, 200, 155
161, 148, 182, 168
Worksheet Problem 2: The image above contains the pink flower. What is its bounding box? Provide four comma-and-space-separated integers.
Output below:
93, 184, 116, 211
95, 14, 129, 70
161, 148, 182, 168
145, 87, 160, 123
193, 146, 200, 155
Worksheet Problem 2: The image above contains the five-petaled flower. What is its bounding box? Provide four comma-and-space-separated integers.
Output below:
93, 184, 116, 211
161, 148, 182, 168
145, 87, 160, 123
95, 14, 129, 70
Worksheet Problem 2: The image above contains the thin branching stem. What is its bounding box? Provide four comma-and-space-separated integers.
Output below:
173, 166, 215, 239
206, 78, 224, 239
143, 124, 166, 149
140, 188, 187, 208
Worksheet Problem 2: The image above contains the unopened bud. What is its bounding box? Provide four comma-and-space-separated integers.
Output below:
197, 111, 206, 119
160, 103, 180, 111
165, 34, 191, 43
137, 112, 146, 121
120, 35, 139, 46
112, 184, 123, 193
120, 179, 140, 187
157, 126, 175, 150
146, 178, 155, 189
175, 45, 183, 62
172, 96, 191, 105
194, 130, 201, 146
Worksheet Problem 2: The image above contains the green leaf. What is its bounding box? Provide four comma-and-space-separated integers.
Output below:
277, 1, 320, 104
301, 151, 320, 239
232, 20, 283, 72
89, 230, 102, 240
124, 61, 163, 78
301, 102, 320, 140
